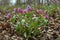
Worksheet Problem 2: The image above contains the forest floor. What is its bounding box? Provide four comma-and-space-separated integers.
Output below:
0, 9, 60, 40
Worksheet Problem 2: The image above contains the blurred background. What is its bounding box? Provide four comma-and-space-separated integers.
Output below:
0, 0, 60, 6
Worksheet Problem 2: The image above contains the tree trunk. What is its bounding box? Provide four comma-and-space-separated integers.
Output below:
37, 0, 40, 5
0, 0, 10, 6
16, 0, 21, 6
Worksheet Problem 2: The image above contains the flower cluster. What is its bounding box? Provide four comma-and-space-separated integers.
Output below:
6, 6, 48, 19
13, 5, 34, 14
5, 4, 60, 39
5, 5, 49, 38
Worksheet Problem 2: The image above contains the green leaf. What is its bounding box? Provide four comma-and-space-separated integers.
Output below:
16, 25, 21, 33
24, 32, 27, 38
11, 15, 16, 23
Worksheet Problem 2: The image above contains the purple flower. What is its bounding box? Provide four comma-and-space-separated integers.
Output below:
27, 5, 32, 11
18, 7, 24, 13
43, 15, 48, 18
36, 9, 42, 14
18, 7, 21, 12
22, 10, 26, 13
6, 13, 11, 19
13, 8, 17, 13
22, 9, 27, 13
